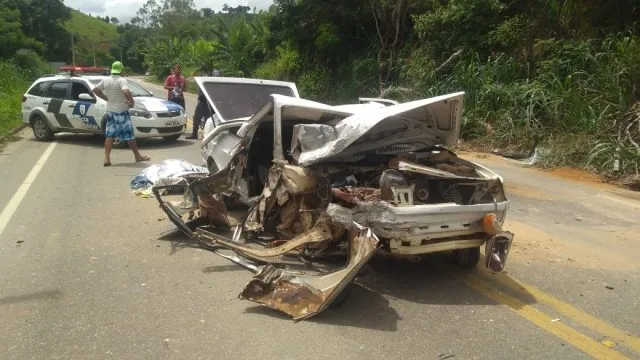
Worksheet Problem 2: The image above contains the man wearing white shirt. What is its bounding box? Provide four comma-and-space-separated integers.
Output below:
93, 61, 150, 166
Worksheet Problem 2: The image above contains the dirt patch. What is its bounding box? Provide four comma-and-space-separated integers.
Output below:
460, 150, 640, 198
542, 167, 608, 188
504, 220, 639, 272
458, 150, 507, 163
505, 183, 552, 200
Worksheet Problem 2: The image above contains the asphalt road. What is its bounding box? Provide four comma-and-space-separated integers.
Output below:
1, 81, 639, 359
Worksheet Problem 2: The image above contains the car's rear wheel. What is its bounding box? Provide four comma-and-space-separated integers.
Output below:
31, 115, 54, 141
163, 134, 181, 142
453, 246, 481, 269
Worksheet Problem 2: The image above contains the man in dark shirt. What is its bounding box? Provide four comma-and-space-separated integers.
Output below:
185, 69, 219, 140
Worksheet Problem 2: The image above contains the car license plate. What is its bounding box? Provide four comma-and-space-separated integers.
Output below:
165, 120, 180, 127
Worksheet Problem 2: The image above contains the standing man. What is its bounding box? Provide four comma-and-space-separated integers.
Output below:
186, 88, 213, 139
186, 69, 219, 140
93, 61, 150, 167
164, 64, 186, 111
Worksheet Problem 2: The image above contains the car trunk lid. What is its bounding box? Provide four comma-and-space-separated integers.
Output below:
194, 77, 299, 123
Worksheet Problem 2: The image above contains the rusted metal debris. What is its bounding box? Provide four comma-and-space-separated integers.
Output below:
239, 224, 379, 320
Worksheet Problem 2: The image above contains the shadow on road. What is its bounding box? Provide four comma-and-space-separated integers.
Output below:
202, 264, 246, 273
157, 228, 200, 255
38, 133, 194, 150
243, 283, 402, 332
155, 229, 538, 331
309, 283, 401, 331
0, 289, 63, 305
110, 162, 150, 169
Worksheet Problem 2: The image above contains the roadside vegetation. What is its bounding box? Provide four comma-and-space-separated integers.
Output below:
115, 0, 640, 181
0, 0, 119, 138
0, 62, 32, 138
64, 10, 119, 66
0, 0, 638, 182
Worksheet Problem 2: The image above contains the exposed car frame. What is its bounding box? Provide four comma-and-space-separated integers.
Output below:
154, 79, 514, 320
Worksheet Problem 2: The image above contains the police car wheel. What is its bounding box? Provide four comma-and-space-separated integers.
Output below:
31, 115, 54, 141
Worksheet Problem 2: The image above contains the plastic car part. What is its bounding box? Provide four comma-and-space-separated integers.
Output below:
485, 232, 514, 272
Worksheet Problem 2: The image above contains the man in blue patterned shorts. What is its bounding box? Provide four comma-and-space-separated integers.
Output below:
93, 61, 150, 166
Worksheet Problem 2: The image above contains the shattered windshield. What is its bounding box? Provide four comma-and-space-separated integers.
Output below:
201, 82, 296, 120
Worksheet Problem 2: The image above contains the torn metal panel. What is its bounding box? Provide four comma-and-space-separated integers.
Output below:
294, 92, 465, 166
239, 223, 379, 320
198, 194, 230, 228
153, 185, 199, 239
196, 217, 334, 261
290, 124, 337, 157
397, 160, 485, 180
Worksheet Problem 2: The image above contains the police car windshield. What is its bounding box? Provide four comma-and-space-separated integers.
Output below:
89, 79, 153, 97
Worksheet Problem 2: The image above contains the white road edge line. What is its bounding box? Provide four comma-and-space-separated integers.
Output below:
0, 141, 57, 236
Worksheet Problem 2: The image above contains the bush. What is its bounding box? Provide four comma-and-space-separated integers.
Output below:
0, 61, 31, 137
399, 33, 640, 175
12, 49, 51, 79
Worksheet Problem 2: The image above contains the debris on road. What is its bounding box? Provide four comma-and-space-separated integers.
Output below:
605, 285, 614, 290
152, 82, 516, 320
131, 159, 207, 197
601, 339, 617, 348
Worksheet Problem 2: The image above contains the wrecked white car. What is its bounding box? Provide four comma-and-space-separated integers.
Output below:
154, 77, 514, 320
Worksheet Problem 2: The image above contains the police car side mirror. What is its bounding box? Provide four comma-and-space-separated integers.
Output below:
79, 93, 95, 102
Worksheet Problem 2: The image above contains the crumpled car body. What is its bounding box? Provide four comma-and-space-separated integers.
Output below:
154, 79, 514, 320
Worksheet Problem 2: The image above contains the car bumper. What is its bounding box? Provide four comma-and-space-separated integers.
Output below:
22, 110, 31, 124
347, 201, 510, 255
131, 115, 187, 138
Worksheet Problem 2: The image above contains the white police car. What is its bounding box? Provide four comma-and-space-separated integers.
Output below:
21, 69, 187, 143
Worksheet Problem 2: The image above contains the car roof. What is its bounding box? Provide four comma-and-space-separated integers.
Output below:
35, 74, 93, 82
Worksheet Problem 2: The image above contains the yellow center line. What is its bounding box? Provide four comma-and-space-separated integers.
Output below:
460, 272, 630, 360
475, 269, 640, 355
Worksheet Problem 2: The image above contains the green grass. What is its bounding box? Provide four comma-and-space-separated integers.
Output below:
64, 10, 119, 66
0, 62, 30, 138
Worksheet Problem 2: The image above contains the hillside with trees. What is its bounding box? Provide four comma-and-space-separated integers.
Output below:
0, 0, 122, 137
116, 0, 640, 181
64, 10, 119, 67
0, 0, 638, 183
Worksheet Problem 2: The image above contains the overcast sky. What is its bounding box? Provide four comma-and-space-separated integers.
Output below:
64, 0, 273, 23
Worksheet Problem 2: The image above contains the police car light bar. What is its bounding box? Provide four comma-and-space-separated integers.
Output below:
58, 66, 110, 75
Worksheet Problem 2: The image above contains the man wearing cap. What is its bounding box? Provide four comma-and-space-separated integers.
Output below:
93, 61, 150, 166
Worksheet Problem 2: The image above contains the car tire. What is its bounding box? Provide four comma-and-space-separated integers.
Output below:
163, 134, 181, 142
453, 246, 481, 269
31, 115, 54, 141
